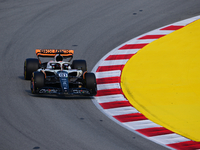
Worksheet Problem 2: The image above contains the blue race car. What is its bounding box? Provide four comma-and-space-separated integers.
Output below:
24, 49, 97, 96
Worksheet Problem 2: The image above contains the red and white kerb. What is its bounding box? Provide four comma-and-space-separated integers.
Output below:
92, 16, 200, 150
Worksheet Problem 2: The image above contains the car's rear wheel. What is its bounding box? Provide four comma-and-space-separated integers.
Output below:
31, 72, 45, 94
85, 73, 97, 96
71, 60, 87, 72
24, 58, 39, 80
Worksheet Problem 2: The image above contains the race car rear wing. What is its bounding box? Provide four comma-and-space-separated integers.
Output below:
35, 49, 74, 57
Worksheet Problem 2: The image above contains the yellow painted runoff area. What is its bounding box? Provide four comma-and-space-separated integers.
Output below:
121, 19, 200, 141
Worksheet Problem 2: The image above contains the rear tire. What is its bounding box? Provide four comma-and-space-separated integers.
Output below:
71, 60, 87, 72
24, 58, 39, 80
31, 72, 45, 94
85, 73, 97, 96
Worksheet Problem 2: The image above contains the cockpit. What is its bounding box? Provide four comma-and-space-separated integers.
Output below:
47, 62, 71, 70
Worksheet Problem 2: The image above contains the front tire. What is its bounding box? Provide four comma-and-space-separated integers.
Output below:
85, 73, 97, 96
31, 72, 45, 94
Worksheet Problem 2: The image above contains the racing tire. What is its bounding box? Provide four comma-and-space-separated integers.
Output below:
85, 73, 97, 96
24, 58, 39, 80
71, 60, 87, 72
31, 72, 45, 94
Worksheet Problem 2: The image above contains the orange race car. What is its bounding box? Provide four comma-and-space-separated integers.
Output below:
24, 49, 97, 96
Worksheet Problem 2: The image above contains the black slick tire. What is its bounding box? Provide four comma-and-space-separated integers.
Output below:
24, 58, 39, 80
85, 73, 97, 96
31, 72, 45, 94
71, 60, 87, 72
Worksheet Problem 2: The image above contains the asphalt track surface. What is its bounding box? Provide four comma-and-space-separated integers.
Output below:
0, 1, 200, 150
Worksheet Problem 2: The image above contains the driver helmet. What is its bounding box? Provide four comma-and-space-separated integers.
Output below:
55, 54, 63, 62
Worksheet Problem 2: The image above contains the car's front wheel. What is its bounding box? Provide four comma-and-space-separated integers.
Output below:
85, 73, 97, 96
31, 72, 45, 94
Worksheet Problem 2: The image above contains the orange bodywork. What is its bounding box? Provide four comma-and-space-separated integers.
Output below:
35, 49, 74, 57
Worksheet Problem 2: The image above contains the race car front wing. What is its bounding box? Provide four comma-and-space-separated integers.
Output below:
37, 87, 91, 95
